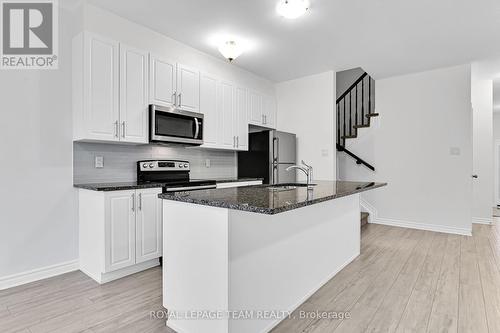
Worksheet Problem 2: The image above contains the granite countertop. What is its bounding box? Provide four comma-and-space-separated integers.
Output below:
159, 181, 387, 215
74, 178, 263, 191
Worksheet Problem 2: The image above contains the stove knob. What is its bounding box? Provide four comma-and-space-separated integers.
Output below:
184, 163, 189, 168
149, 163, 154, 168
142, 163, 148, 168
179, 164, 184, 168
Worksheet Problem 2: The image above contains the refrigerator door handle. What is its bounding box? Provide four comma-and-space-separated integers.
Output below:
273, 137, 279, 163
273, 164, 278, 184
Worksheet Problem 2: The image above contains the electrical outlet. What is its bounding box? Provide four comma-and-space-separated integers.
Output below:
205, 159, 211, 168
95, 155, 104, 168
321, 149, 329, 157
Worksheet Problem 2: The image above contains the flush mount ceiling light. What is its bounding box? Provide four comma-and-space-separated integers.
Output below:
276, 0, 310, 19
218, 40, 244, 62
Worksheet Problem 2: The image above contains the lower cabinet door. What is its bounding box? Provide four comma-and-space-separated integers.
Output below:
105, 190, 137, 272
135, 188, 163, 263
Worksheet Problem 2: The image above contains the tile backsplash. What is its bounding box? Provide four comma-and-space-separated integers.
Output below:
73, 142, 237, 183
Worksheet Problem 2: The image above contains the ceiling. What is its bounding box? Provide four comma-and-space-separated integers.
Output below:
87, 0, 500, 82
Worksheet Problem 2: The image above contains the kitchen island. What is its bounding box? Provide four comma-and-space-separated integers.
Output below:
159, 181, 386, 333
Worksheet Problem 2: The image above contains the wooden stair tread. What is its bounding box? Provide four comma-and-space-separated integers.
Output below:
366, 113, 379, 117
341, 135, 357, 139
361, 212, 369, 227
353, 124, 370, 129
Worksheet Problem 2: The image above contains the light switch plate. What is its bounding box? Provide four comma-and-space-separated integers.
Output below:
450, 147, 461, 156
321, 149, 329, 157
205, 159, 211, 168
95, 155, 104, 168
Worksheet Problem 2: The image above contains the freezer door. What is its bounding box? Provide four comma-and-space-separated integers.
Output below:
273, 131, 296, 164
273, 163, 297, 184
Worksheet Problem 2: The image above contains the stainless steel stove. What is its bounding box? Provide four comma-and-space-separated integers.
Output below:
137, 160, 216, 192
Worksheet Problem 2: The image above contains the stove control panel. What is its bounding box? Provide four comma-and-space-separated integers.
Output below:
139, 160, 190, 172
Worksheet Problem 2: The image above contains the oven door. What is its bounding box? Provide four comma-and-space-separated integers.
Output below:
150, 105, 204, 145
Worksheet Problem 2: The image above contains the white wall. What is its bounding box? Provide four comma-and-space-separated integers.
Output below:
0, 4, 81, 278
276, 71, 336, 181
471, 63, 494, 221
338, 65, 473, 235
336, 67, 364, 98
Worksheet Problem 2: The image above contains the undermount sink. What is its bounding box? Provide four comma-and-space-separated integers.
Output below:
266, 183, 317, 191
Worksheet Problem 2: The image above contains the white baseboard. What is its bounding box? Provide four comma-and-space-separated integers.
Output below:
472, 217, 493, 225
0, 260, 79, 291
372, 217, 472, 236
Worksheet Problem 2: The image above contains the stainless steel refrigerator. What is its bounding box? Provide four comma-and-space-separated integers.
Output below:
237, 130, 297, 184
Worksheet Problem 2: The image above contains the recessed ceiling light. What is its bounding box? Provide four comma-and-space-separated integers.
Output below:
276, 0, 310, 19
218, 40, 244, 62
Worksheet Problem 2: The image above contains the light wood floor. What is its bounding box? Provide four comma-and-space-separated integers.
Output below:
2, 222, 500, 333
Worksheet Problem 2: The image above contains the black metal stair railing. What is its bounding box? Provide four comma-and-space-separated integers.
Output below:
336, 72, 377, 171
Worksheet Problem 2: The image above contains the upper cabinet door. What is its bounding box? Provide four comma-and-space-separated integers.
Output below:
135, 188, 162, 264
120, 44, 148, 144
248, 90, 263, 125
263, 95, 277, 129
200, 73, 218, 148
218, 81, 235, 149
177, 63, 200, 113
234, 86, 248, 151
104, 190, 136, 273
149, 54, 176, 107
84, 33, 120, 141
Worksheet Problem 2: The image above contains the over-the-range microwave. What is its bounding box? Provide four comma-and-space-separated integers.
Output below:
149, 104, 204, 146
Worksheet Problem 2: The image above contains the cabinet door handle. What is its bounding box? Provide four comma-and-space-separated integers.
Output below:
233, 136, 236, 148
138, 193, 142, 210
173, 92, 177, 106
122, 121, 126, 138
236, 136, 239, 148
131, 193, 135, 212
114, 121, 119, 138
178, 93, 182, 107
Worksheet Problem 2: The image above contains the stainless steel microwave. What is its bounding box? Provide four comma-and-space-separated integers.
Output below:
149, 105, 204, 145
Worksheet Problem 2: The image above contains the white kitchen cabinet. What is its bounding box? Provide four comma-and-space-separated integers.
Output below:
177, 63, 200, 113
149, 55, 200, 113
247, 89, 276, 129
73, 32, 119, 141
136, 188, 163, 263
73, 32, 148, 144
263, 95, 277, 129
200, 72, 218, 148
149, 54, 177, 108
248, 90, 263, 126
120, 44, 149, 143
219, 80, 235, 149
234, 86, 249, 151
79, 187, 162, 284
105, 190, 136, 272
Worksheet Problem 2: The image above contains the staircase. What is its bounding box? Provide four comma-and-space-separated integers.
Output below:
337, 72, 377, 171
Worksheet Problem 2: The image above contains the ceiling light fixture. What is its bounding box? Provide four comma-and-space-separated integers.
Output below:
218, 40, 244, 62
276, 0, 310, 19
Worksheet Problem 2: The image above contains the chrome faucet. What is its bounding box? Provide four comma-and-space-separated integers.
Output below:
286, 160, 314, 188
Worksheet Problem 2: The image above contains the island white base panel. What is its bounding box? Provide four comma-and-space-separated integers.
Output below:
163, 194, 361, 333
